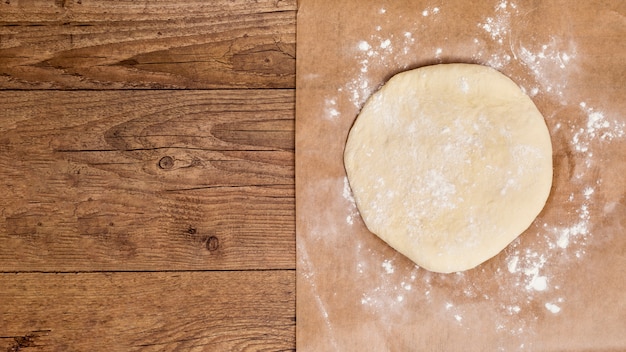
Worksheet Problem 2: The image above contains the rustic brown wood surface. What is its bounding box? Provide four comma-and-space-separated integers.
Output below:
0, 271, 295, 351
0, 90, 294, 271
0, 0, 296, 350
0, 0, 296, 89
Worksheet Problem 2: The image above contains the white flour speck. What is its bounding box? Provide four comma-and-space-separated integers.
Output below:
382, 259, 395, 274
507, 255, 519, 273
528, 275, 547, 291
358, 41, 371, 51
556, 232, 569, 249
545, 302, 561, 313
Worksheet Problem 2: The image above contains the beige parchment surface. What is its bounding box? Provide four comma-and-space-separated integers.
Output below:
296, 1, 626, 350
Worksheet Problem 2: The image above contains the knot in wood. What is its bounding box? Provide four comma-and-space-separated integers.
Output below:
206, 236, 219, 251
158, 156, 174, 169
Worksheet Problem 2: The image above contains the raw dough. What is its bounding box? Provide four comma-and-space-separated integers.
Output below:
344, 63, 553, 273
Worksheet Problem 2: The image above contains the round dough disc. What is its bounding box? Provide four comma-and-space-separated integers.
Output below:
344, 63, 553, 273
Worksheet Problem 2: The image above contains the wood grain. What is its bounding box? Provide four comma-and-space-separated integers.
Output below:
0, 0, 296, 89
1, 1, 297, 349
0, 271, 295, 351
0, 90, 295, 271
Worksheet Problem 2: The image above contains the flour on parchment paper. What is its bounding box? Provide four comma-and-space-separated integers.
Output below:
324, 1, 624, 349
343, 176, 360, 225
341, 5, 442, 109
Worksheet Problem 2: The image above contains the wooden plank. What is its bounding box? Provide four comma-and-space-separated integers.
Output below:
0, 270, 295, 351
0, 90, 295, 271
0, 0, 296, 89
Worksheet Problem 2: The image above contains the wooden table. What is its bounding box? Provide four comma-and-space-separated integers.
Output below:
0, 1, 296, 350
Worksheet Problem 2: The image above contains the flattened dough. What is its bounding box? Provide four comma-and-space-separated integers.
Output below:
344, 63, 553, 273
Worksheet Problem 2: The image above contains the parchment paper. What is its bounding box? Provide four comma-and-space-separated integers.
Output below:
296, 1, 626, 350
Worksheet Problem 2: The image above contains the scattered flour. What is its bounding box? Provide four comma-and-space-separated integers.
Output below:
382, 259, 395, 274
324, 98, 340, 121
516, 38, 577, 102
359, 251, 423, 312
422, 7, 440, 17
343, 176, 360, 225
573, 103, 625, 157
472, 2, 517, 69
506, 246, 550, 292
